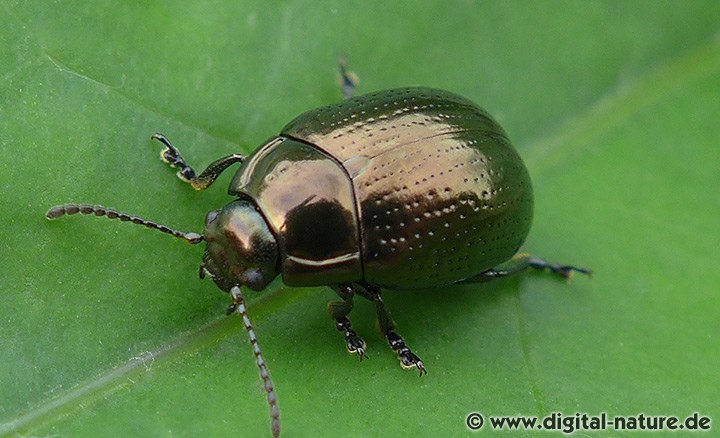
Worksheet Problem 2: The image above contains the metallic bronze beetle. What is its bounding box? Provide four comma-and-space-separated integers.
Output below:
47, 79, 590, 437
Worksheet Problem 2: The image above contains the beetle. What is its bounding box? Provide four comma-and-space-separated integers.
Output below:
46, 66, 590, 437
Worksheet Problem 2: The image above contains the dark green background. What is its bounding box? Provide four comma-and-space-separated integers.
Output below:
2, 1, 719, 436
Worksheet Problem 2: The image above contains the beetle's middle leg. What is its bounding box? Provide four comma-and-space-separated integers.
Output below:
329, 284, 368, 360
151, 133, 245, 191
357, 283, 427, 376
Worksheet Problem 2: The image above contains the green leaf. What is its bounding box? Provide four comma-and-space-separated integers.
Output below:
2, 1, 719, 436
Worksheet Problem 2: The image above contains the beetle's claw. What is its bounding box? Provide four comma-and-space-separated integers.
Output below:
571, 266, 593, 278
556, 265, 593, 280
349, 345, 368, 361
346, 336, 368, 361
416, 361, 427, 376
399, 351, 427, 376
349, 346, 368, 362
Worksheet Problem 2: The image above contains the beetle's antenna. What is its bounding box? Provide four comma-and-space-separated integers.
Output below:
46, 204, 203, 244
228, 286, 281, 438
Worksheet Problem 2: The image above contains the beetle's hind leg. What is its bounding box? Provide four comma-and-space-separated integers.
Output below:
460, 253, 592, 283
329, 284, 368, 360
356, 283, 427, 376
338, 56, 359, 100
151, 133, 245, 191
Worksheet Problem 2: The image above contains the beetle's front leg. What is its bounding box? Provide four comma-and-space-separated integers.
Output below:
329, 284, 368, 360
151, 133, 245, 191
358, 283, 427, 376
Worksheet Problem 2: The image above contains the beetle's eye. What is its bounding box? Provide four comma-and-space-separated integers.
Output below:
205, 210, 219, 225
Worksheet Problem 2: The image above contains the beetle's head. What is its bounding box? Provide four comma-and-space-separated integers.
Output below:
201, 199, 280, 292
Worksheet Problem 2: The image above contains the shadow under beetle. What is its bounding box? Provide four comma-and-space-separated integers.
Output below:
47, 63, 590, 437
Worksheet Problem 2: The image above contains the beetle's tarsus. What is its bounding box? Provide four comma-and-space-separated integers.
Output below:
153, 133, 199, 182
388, 330, 427, 376
329, 284, 372, 361
152, 133, 245, 191
528, 257, 592, 279
335, 316, 368, 361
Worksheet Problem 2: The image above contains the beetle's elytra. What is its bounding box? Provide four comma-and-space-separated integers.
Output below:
47, 68, 590, 437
